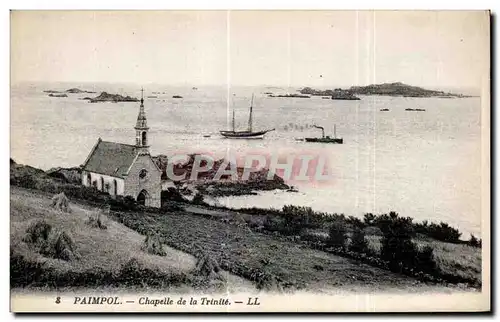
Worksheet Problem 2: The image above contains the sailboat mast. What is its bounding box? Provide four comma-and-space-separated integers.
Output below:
248, 93, 254, 132
334, 124, 336, 139
232, 109, 235, 132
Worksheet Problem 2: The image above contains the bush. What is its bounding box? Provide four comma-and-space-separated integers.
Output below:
10, 250, 45, 287
364, 213, 376, 226
468, 234, 482, 248
263, 215, 283, 232
279, 205, 327, 235
416, 245, 437, 273
426, 222, 462, 243
192, 193, 207, 206
349, 227, 369, 253
378, 212, 437, 274
327, 221, 348, 249
346, 216, 365, 229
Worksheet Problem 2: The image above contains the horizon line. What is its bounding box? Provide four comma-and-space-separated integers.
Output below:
10, 80, 481, 91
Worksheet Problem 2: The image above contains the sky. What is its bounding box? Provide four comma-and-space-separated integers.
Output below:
11, 10, 489, 89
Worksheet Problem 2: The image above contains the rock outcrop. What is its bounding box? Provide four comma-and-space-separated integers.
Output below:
86, 92, 139, 103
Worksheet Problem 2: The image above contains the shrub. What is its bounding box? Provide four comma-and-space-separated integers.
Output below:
378, 212, 437, 274
349, 227, 369, 253
346, 216, 365, 229
468, 234, 482, 248
161, 188, 188, 203
263, 215, 283, 232
327, 221, 348, 249
141, 233, 166, 256
279, 205, 327, 235
10, 250, 45, 287
363, 213, 376, 226
426, 222, 462, 243
192, 193, 206, 206
416, 245, 437, 273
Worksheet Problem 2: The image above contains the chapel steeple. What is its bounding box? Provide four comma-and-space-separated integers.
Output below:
134, 88, 150, 154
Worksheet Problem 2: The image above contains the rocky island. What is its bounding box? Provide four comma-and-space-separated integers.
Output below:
44, 88, 96, 94
268, 94, 310, 98
299, 82, 472, 99
152, 154, 290, 197
84, 92, 139, 103
348, 82, 471, 98
48, 93, 68, 98
299, 87, 360, 100
65, 88, 96, 94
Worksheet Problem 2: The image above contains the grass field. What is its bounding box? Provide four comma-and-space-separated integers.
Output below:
10, 187, 254, 293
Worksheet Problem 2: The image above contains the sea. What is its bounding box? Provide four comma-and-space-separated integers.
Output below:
10, 82, 484, 237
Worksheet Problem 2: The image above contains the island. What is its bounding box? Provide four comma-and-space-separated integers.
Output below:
268, 94, 310, 98
299, 87, 360, 100
48, 93, 68, 98
405, 108, 426, 112
83, 92, 139, 103
299, 82, 472, 99
348, 82, 471, 98
44, 88, 96, 94
65, 88, 96, 94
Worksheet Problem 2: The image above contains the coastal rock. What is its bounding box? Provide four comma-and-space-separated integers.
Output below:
330, 89, 360, 100
152, 154, 290, 197
87, 92, 139, 103
65, 88, 96, 94
48, 93, 68, 98
299, 87, 360, 100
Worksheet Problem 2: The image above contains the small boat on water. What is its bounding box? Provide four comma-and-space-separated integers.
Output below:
305, 125, 343, 144
220, 94, 275, 139
380, 108, 390, 111
405, 108, 426, 112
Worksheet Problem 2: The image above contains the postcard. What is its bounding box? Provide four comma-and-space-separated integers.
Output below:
9, 10, 490, 313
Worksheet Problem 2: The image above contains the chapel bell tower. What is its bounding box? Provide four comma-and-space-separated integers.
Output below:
135, 88, 150, 154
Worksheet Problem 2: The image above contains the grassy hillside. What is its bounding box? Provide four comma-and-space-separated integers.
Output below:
10, 187, 253, 292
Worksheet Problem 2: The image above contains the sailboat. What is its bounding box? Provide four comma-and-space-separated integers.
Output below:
220, 94, 275, 139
